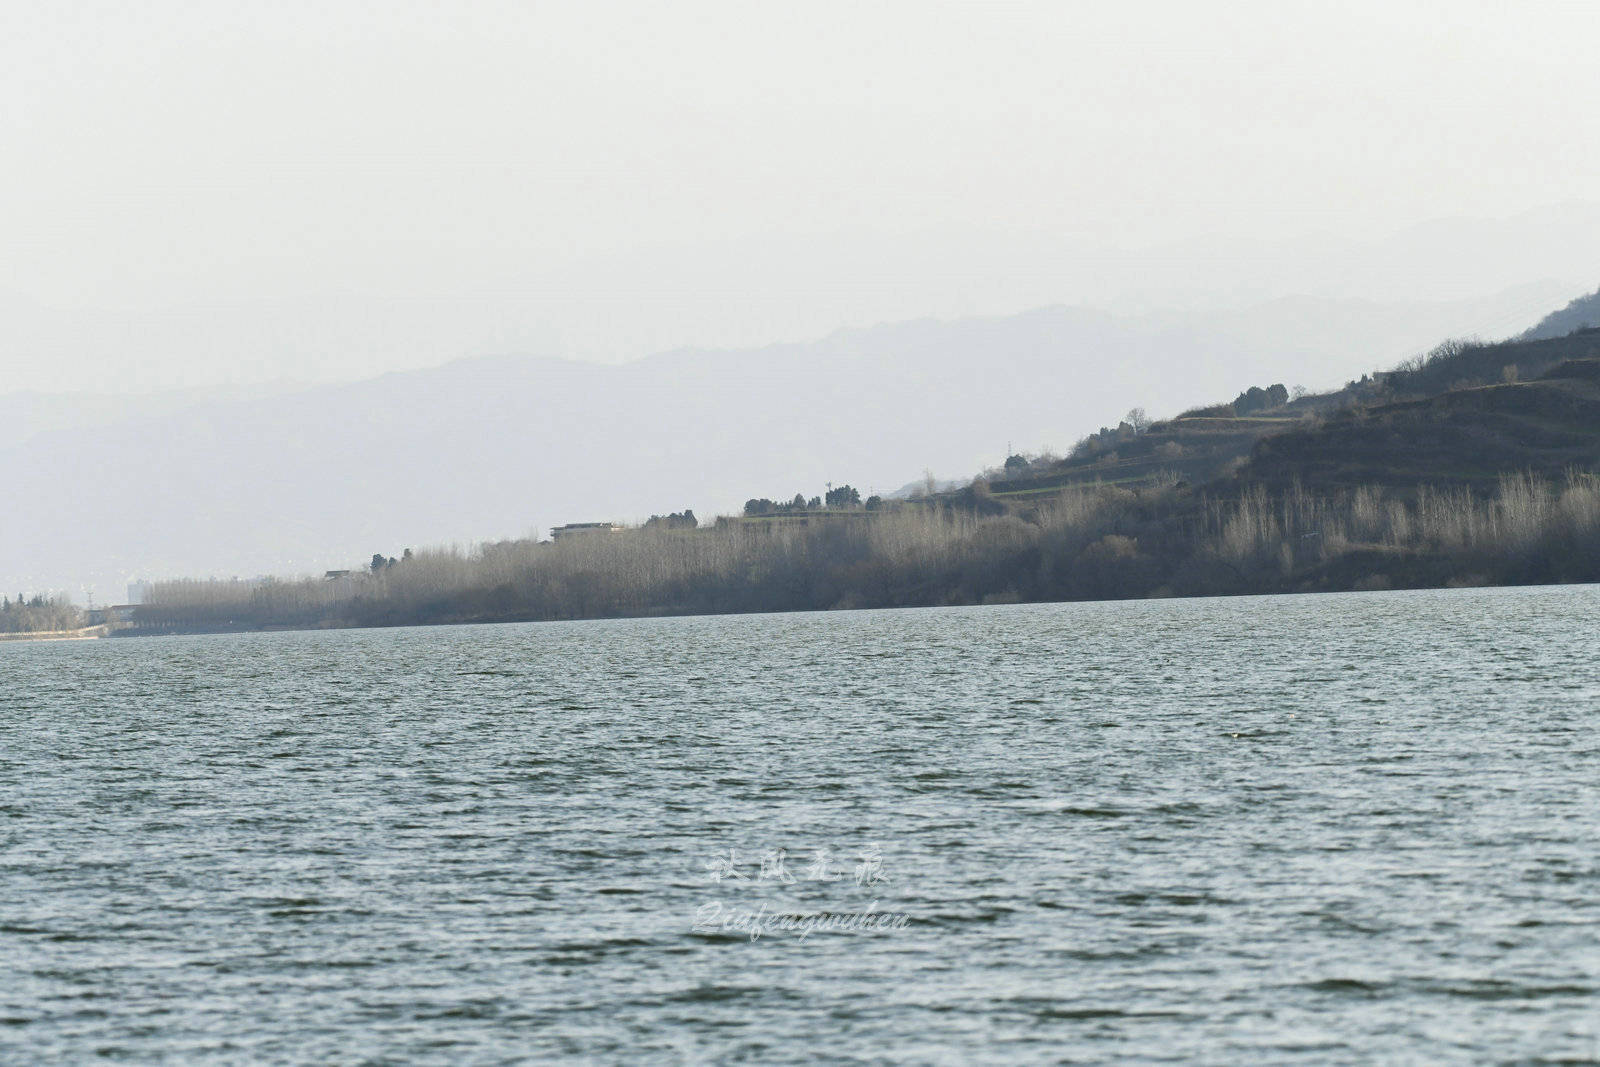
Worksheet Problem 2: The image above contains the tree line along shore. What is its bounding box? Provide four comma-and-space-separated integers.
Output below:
129, 468, 1600, 634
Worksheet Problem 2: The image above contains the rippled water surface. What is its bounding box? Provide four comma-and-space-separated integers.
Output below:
5, 586, 1600, 1063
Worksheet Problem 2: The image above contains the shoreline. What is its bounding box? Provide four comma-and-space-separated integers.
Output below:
110, 577, 1598, 640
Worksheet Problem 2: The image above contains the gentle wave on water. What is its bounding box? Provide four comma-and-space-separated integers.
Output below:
3, 586, 1600, 1063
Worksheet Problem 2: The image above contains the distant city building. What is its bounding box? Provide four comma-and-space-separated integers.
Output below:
126, 580, 152, 605
551, 522, 623, 540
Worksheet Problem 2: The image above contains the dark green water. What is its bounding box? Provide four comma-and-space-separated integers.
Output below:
4, 586, 1599, 1063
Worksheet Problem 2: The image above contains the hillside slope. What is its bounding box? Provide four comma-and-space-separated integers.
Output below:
124, 313, 1600, 631
1246, 358, 1600, 491
2, 293, 1557, 599
986, 322, 1600, 500
1236, 326, 1600, 491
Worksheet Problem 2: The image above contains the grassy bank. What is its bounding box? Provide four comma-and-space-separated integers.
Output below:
0, 624, 109, 642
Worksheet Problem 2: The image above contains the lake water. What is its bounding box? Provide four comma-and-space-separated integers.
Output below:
4, 586, 1600, 1063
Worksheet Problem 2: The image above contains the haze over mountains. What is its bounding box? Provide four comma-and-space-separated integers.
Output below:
7, 202, 1600, 394
0, 279, 1582, 602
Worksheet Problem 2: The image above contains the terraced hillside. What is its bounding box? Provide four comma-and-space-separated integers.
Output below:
1245, 359, 1600, 491
989, 326, 1600, 501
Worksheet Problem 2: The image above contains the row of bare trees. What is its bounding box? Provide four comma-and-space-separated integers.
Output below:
135, 473, 1600, 632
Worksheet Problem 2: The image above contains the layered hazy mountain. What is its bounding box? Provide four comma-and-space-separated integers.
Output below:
0, 383, 307, 452
1520, 286, 1600, 341
8, 202, 1600, 396
0, 283, 1578, 601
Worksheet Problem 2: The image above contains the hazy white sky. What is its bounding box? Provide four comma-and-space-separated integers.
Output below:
4, 0, 1600, 389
